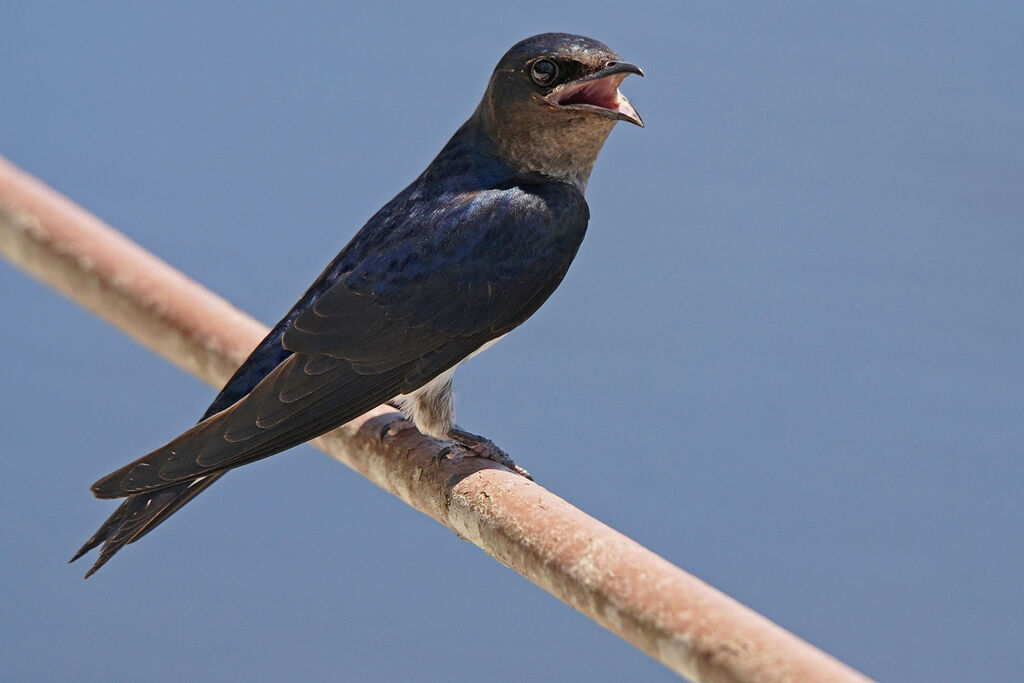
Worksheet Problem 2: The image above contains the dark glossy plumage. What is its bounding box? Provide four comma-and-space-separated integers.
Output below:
74, 32, 641, 577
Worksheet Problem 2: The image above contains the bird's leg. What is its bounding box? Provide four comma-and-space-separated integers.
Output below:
397, 378, 530, 478
443, 426, 532, 480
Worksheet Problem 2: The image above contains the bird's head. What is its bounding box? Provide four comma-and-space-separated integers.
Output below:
475, 33, 644, 189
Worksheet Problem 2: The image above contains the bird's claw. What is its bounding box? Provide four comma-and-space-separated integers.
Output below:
378, 415, 409, 442
440, 430, 532, 480
469, 439, 532, 480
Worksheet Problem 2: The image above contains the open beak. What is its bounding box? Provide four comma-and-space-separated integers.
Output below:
544, 61, 644, 127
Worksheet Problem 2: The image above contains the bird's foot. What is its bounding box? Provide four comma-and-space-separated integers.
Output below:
441, 427, 532, 480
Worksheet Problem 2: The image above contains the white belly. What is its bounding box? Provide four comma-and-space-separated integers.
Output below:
391, 334, 507, 438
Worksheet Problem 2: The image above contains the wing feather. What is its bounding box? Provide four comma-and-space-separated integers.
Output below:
90, 183, 587, 500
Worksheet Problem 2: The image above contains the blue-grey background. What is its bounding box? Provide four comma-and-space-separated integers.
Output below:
1, 2, 1021, 681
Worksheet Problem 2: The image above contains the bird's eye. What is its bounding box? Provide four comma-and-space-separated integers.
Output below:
530, 59, 558, 86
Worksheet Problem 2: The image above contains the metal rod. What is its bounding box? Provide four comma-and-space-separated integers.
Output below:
0, 155, 872, 682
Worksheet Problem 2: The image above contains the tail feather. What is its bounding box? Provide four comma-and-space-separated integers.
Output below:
72, 312, 295, 577
71, 473, 225, 578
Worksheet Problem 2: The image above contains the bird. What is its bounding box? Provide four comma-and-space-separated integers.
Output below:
72, 32, 643, 578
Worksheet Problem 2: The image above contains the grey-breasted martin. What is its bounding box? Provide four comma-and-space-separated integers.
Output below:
73, 33, 643, 577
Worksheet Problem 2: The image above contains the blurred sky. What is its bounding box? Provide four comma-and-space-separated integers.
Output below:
1, 2, 1022, 681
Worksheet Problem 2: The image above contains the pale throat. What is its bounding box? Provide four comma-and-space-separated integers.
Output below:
509, 118, 616, 191
480, 101, 618, 191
